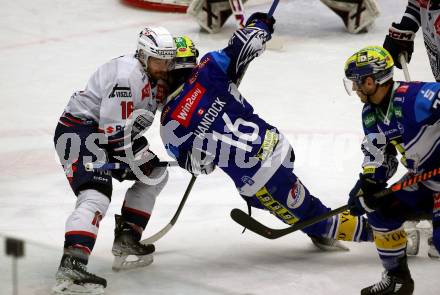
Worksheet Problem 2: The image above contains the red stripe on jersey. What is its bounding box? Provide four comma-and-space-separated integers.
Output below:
122, 205, 151, 218
72, 244, 92, 255
65, 231, 97, 239
59, 120, 73, 127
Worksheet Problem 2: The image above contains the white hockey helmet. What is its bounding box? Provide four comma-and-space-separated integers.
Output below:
136, 26, 176, 67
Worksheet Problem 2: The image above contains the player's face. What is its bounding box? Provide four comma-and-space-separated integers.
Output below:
353, 77, 382, 104
147, 57, 173, 81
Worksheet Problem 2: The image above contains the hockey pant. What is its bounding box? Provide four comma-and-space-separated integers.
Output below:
367, 181, 437, 271
54, 113, 168, 257
242, 164, 372, 242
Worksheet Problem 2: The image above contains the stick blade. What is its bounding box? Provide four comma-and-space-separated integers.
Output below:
230, 209, 277, 239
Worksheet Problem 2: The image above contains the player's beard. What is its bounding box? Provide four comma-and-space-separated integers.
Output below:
357, 84, 379, 104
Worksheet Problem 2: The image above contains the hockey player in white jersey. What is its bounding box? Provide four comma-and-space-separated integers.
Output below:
187, 0, 379, 34
383, 0, 440, 81
52, 26, 176, 294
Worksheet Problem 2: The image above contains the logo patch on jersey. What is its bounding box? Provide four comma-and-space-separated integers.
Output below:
363, 113, 376, 128
106, 126, 114, 134
435, 16, 440, 36
256, 130, 279, 161
161, 106, 170, 124
434, 192, 440, 213
156, 84, 166, 102
193, 97, 226, 139
287, 180, 306, 209
109, 84, 132, 98
141, 82, 151, 101
417, 0, 429, 9
197, 108, 205, 116
65, 159, 79, 184
396, 84, 409, 93
241, 175, 255, 186
171, 83, 206, 127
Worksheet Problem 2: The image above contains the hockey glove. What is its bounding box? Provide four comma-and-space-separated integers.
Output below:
383, 22, 415, 69
177, 149, 215, 176
111, 136, 161, 182
245, 12, 276, 34
348, 173, 387, 216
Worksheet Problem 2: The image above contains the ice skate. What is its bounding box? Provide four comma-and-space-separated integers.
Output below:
309, 235, 349, 251
112, 214, 155, 271
361, 257, 414, 295
428, 236, 440, 259
405, 228, 420, 256
52, 253, 106, 295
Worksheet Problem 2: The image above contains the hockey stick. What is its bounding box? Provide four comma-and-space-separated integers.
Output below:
229, 0, 245, 28
237, 0, 281, 85
141, 174, 197, 244
399, 54, 411, 82
84, 160, 178, 172
231, 167, 440, 239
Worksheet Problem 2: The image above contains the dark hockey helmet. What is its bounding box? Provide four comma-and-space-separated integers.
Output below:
344, 46, 394, 89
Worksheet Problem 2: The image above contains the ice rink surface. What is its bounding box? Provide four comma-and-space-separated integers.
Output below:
0, 0, 438, 294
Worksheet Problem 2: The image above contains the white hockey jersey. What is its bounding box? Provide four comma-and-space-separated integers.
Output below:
65, 55, 166, 140
403, 0, 440, 80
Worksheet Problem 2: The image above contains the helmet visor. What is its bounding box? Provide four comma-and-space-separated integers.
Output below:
343, 77, 358, 96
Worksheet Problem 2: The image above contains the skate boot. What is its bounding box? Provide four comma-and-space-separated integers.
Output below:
361, 257, 414, 295
112, 214, 155, 271
405, 228, 420, 256
428, 236, 440, 259
52, 251, 106, 295
309, 235, 349, 251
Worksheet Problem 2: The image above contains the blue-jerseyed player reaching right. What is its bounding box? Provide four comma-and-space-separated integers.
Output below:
162, 12, 373, 251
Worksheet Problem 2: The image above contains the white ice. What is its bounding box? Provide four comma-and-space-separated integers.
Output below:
0, 0, 438, 294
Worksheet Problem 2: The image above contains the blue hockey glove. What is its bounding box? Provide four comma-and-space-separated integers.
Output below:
245, 12, 276, 34
383, 22, 415, 69
348, 174, 387, 216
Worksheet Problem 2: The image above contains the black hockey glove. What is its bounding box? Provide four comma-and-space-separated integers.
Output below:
348, 174, 387, 216
110, 136, 161, 182
383, 22, 415, 69
245, 12, 276, 34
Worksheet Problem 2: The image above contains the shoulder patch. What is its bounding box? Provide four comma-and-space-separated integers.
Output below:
396, 84, 409, 93
363, 112, 376, 128
415, 83, 440, 122
210, 51, 230, 74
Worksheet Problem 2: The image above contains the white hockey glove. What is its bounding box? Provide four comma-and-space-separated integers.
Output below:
178, 149, 216, 176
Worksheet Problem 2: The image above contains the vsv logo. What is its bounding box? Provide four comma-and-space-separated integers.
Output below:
171, 83, 206, 127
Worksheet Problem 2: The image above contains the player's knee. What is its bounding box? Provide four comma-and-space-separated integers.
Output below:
333, 212, 372, 242
76, 189, 111, 218
373, 226, 407, 255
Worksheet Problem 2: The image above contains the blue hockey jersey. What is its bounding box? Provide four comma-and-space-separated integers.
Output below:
160, 24, 293, 196
361, 81, 440, 191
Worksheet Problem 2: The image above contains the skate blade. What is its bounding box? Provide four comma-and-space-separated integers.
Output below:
112, 254, 154, 271
52, 280, 104, 295
311, 237, 350, 252
428, 246, 440, 259
406, 229, 420, 256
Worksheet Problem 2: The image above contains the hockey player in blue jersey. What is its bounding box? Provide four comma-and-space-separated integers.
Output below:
161, 12, 374, 252
344, 45, 440, 295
